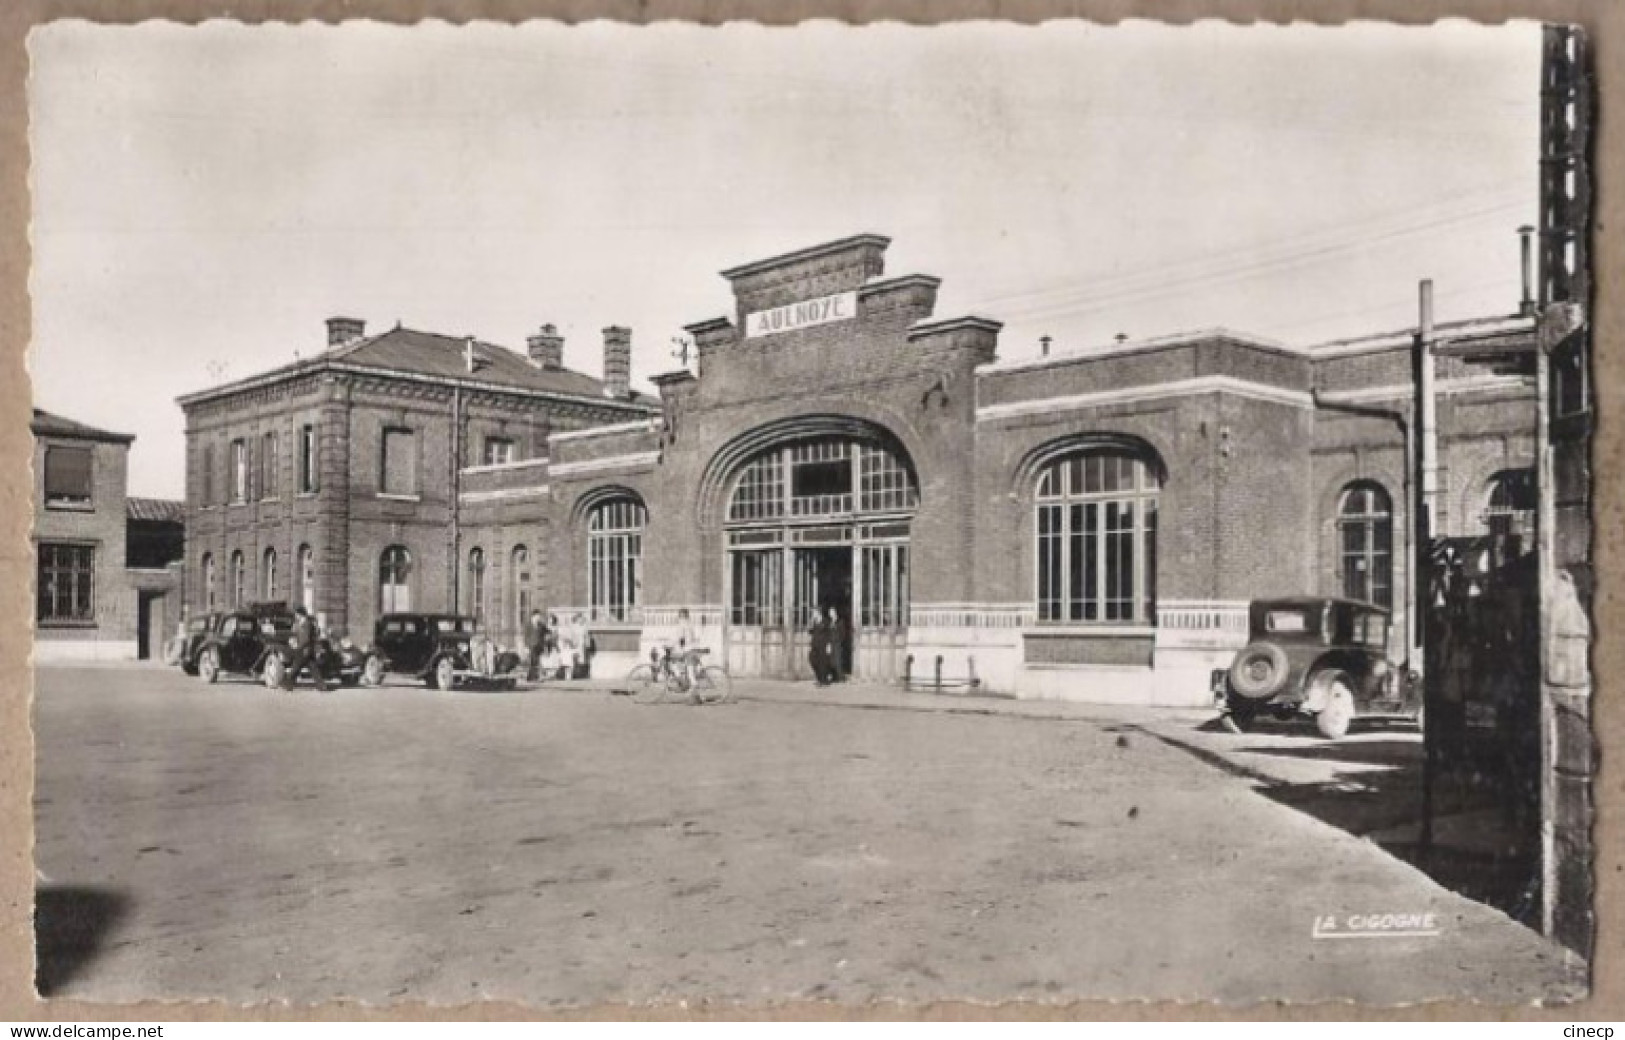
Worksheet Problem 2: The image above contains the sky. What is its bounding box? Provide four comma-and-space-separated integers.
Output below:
27, 20, 1541, 499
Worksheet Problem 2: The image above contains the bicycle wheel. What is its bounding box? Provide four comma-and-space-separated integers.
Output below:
694, 665, 734, 705
627, 663, 665, 705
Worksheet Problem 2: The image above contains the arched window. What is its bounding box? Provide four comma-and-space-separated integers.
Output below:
230, 550, 246, 606
261, 547, 278, 601
510, 545, 531, 632
588, 498, 645, 622
1483, 468, 1536, 551
296, 544, 315, 613
1338, 482, 1393, 609
1034, 449, 1160, 624
379, 545, 412, 613
467, 547, 486, 623
202, 552, 216, 612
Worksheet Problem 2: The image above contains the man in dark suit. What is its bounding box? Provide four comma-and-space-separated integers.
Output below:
524, 608, 549, 682
282, 606, 329, 692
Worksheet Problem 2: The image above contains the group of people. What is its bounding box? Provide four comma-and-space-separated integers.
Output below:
522, 609, 590, 682
807, 605, 852, 686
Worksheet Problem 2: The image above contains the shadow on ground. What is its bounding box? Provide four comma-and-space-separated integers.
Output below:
35, 885, 129, 997
1134, 723, 1541, 929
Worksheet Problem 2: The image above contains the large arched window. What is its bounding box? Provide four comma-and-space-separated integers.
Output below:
261, 547, 278, 601
1483, 468, 1536, 551
230, 550, 246, 606
1034, 449, 1160, 624
201, 552, 216, 612
467, 547, 486, 624
379, 545, 413, 613
510, 545, 531, 632
295, 544, 315, 613
588, 498, 645, 622
1338, 482, 1393, 609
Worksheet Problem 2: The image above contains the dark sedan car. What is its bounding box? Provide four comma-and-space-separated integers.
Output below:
1213, 597, 1420, 739
362, 613, 522, 690
183, 602, 363, 687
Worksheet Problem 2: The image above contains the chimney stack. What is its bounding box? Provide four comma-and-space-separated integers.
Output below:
1518, 225, 1537, 317
326, 316, 365, 348
602, 326, 632, 400
527, 324, 565, 369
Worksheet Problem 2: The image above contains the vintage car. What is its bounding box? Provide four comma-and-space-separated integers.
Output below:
1213, 597, 1420, 739
185, 602, 363, 687
175, 611, 225, 676
362, 613, 523, 690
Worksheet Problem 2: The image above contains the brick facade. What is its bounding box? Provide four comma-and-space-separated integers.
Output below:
177, 236, 1541, 705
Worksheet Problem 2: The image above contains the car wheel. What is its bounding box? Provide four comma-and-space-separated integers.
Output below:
361, 655, 384, 688
1228, 642, 1288, 700
263, 654, 286, 689
1314, 671, 1356, 740
433, 656, 456, 692
197, 648, 220, 684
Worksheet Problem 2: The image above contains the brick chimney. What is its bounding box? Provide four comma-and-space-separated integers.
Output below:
602, 326, 631, 399
326, 316, 365, 348
527, 324, 565, 369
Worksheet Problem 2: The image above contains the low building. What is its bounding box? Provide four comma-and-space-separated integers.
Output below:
176, 234, 1540, 704
32, 409, 185, 662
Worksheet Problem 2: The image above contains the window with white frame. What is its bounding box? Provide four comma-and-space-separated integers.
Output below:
1338, 482, 1393, 609
1034, 450, 1160, 624
483, 437, 515, 466
298, 423, 319, 494
588, 498, 645, 622
260, 431, 279, 500
468, 547, 486, 623
296, 544, 315, 613
510, 545, 531, 632
262, 547, 278, 601
231, 439, 249, 503
202, 552, 217, 611
37, 543, 95, 623
230, 549, 246, 606
379, 545, 412, 613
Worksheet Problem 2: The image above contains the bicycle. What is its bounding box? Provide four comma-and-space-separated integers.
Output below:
625, 646, 734, 705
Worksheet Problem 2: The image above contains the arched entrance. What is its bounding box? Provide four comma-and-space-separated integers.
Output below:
720, 426, 917, 682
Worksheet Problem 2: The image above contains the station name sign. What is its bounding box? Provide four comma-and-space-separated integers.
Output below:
745, 290, 858, 339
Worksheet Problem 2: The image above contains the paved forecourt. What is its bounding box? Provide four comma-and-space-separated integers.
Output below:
32, 664, 1584, 1007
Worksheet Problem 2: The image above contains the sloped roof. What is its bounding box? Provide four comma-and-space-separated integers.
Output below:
178, 325, 660, 411
31, 408, 135, 443
127, 497, 185, 523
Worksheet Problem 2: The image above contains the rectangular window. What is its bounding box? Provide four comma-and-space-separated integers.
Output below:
790, 441, 853, 517
231, 439, 249, 503
43, 445, 93, 508
37, 543, 95, 623
298, 424, 319, 494
201, 444, 216, 505
381, 428, 417, 497
730, 549, 783, 626
482, 437, 515, 466
259, 431, 279, 500
1037, 504, 1063, 622
859, 544, 910, 629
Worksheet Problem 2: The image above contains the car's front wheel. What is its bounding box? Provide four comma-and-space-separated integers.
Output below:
432, 656, 456, 692
262, 654, 287, 689
197, 648, 221, 684
1313, 670, 1356, 740
361, 655, 384, 687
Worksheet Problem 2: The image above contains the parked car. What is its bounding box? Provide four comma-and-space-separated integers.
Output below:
175, 612, 225, 676
362, 613, 523, 690
185, 602, 363, 687
1213, 597, 1420, 739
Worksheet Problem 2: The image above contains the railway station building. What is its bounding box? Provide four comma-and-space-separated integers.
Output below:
178, 234, 1540, 706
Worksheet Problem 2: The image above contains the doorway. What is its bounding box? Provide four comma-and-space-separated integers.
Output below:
793, 546, 853, 678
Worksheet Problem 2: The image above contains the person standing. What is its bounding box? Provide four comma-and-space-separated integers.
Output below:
282, 605, 329, 692
524, 608, 549, 682
808, 608, 833, 686
830, 604, 852, 682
